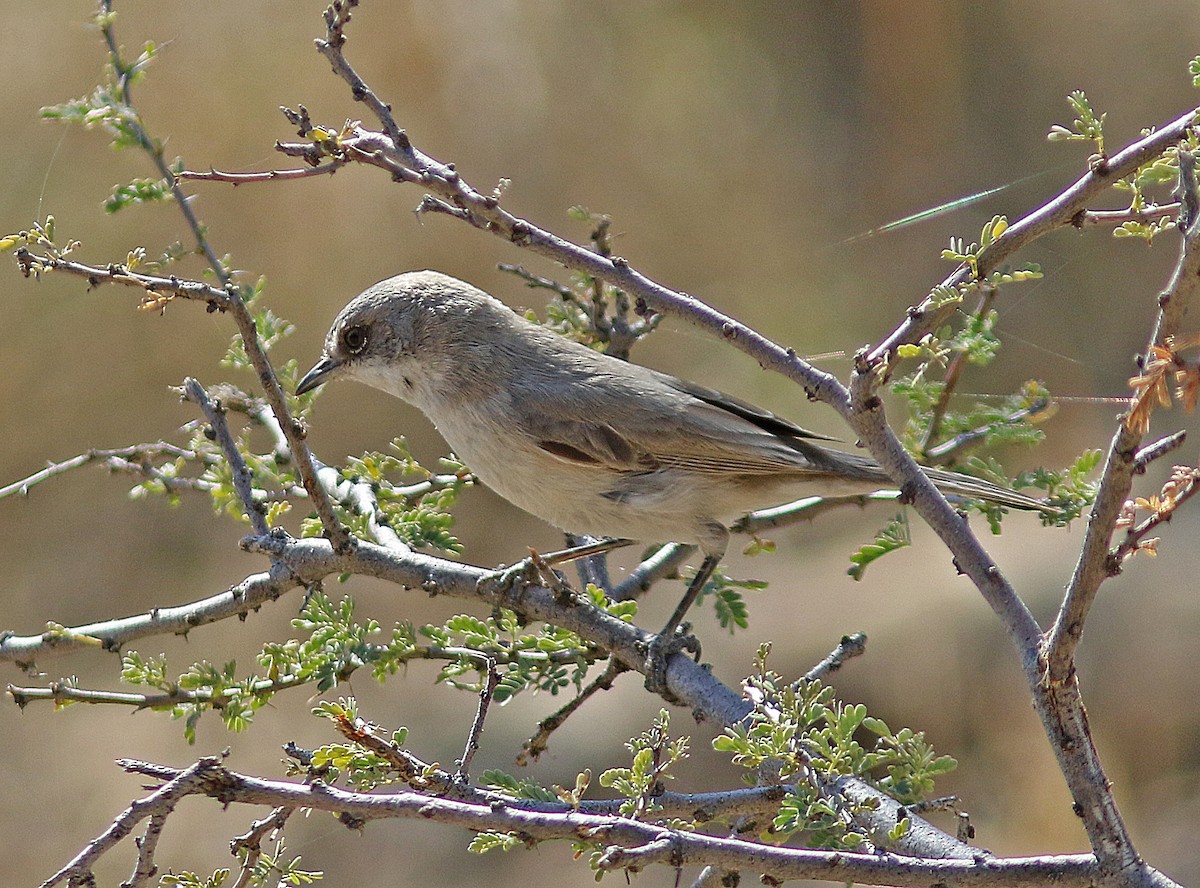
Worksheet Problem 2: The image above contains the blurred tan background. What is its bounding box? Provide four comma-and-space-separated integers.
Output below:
3, 1, 1200, 885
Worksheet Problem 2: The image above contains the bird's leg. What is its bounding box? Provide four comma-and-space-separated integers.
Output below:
567, 533, 614, 595
641, 552, 721, 696
482, 538, 633, 595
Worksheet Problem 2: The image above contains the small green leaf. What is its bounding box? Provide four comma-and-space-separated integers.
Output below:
848, 514, 911, 580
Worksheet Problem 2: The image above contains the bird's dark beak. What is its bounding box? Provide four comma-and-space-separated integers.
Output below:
296, 355, 342, 395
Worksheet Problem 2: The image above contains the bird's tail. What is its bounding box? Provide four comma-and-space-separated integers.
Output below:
813, 447, 1051, 513
920, 464, 1049, 513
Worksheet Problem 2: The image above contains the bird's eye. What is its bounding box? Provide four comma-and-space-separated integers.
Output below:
342, 324, 369, 354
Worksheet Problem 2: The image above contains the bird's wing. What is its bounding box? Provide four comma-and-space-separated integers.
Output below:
667, 377, 837, 442
515, 364, 853, 479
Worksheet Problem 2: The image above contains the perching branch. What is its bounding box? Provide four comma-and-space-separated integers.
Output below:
69, 756, 1117, 888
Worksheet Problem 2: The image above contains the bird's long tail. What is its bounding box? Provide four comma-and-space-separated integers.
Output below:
812, 447, 1050, 513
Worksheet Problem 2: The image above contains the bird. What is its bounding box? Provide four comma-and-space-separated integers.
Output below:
297, 270, 1047, 686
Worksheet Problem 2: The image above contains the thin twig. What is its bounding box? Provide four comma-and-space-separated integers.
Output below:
128, 813, 166, 887
518, 659, 629, 765
867, 107, 1200, 363
178, 162, 344, 183
919, 287, 998, 455
497, 262, 577, 300
0, 442, 199, 500
184, 378, 269, 535
1132, 431, 1187, 472
802, 633, 868, 683
1109, 466, 1200, 565
7, 640, 597, 711
39, 757, 220, 888
231, 808, 295, 888
91, 2, 353, 550
923, 398, 1053, 462
456, 656, 500, 782
612, 543, 695, 602
1073, 203, 1180, 228
319, 715, 794, 821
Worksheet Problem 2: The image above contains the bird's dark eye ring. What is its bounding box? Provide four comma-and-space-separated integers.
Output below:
343, 325, 369, 354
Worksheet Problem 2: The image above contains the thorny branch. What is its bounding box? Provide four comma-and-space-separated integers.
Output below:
1047, 151, 1200, 680
8, 2, 1200, 886
255, 12, 1200, 880
63, 756, 1113, 888
9, 531, 981, 863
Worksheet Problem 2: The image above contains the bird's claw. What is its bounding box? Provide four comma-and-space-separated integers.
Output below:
480, 557, 540, 596
640, 624, 701, 698
479, 550, 570, 599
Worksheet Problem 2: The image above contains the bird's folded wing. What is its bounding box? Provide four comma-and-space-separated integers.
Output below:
521, 385, 846, 479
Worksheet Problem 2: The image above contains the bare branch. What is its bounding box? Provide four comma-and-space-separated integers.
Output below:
518, 659, 629, 765
803, 633, 868, 683
1049, 151, 1200, 679
71, 757, 1118, 888
456, 656, 500, 783
868, 107, 1200, 363
183, 378, 269, 535
0, 442, 201, 500
1133, 431, 1187, 471
1074, 203, 1180, 228
39, 757, 218, 888
178, 162, 345, 183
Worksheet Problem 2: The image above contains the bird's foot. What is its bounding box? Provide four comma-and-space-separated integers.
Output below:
639, 625, 701, 699
479, 549, 573, 600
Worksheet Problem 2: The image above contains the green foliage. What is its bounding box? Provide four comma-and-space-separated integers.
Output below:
468, 831, 524, 853
1013, 448, 1103, 525
160, 871, 230, 888
309, 698, 418, 791
712, 648, 954, 850
599, 709, 690, 818
104, 158, 183, 213
309, 740, 394, 791
1047, 89, 1106, 154
1047, 86, 1198, 242
480, 769, 562, 803
418, 606, 606, 701
941, 214, 1011, 279
688, 565, 764, 632
170, 840, 320, 886
40, 39, 160, 152
118, 593, 607, 741
223, 299, 294, 368
847, 513, 910, 581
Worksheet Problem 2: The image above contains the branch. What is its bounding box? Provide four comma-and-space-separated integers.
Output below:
803, 633, 868, 683
0, 442, 202, 500
39, 757, 218, 888
456, 655, 500, 782
32, 6, 354, 550
1048, 150, 1200, 678
4, 529, 979, 860
320, 710, 791, 822
1108, 466, 1200, 567
518, 659, 628, 764
867, 107, 1200, 363
183, 378, 269, 535
179, 162, 345, 183
76, 756, 1119, 888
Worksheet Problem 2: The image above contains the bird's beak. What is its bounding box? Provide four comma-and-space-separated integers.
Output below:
296, 355, 342, 395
